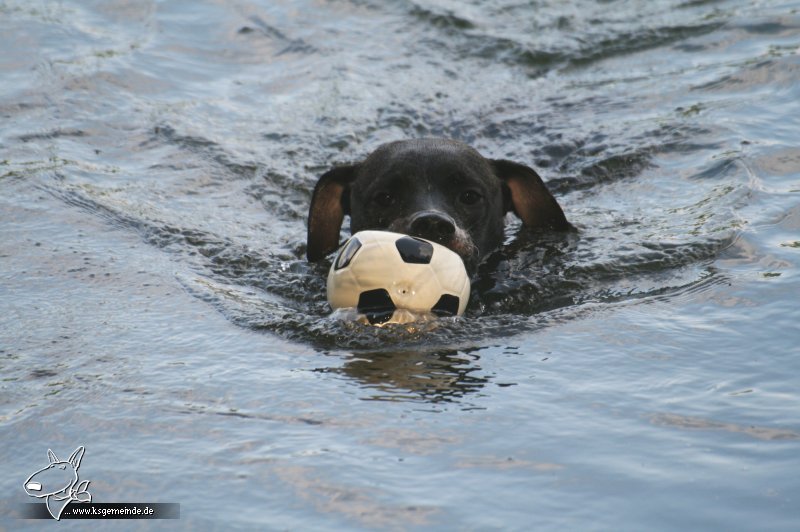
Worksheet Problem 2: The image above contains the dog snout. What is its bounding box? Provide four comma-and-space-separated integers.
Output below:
408, 211, 456, 245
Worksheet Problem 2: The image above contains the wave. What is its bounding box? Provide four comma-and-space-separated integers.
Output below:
405, 1, 724, 75
42, 129, 747, 354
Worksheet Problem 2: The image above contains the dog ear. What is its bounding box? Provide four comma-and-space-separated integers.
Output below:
307, 164, 359, 261
491, 159, 573, 231
68, 446, 85, 469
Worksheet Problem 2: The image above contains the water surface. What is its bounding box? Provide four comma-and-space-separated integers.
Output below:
2, 0, 799, 529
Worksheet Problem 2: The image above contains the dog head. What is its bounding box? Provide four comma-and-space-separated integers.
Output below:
307, 138, 571, 273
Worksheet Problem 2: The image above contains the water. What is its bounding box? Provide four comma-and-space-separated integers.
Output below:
1, 0, 799, 529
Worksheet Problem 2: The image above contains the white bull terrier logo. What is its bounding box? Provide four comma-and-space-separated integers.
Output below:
23, 446, 91, 520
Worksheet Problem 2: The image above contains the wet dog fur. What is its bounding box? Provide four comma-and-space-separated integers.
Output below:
307, 138, 572, 273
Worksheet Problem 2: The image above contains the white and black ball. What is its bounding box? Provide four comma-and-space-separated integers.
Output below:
327, 230, 470, 325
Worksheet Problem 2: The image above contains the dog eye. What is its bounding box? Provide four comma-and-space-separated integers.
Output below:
459, 190, 482, 205
373, 192, 396, 207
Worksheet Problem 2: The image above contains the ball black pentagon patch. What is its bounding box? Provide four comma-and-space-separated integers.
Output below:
334, 237, 362, 270
395, 236, 433, 264
431, 294, 460, 317
357, 288, 397, 325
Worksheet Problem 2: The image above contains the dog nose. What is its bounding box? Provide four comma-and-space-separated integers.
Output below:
408, 211, 456, 244
26, 482, 42, 491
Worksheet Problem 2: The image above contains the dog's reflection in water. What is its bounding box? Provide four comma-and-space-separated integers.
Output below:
336, 348, 488, 403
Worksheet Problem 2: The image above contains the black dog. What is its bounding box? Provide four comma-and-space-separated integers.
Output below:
307, 138, 572, 273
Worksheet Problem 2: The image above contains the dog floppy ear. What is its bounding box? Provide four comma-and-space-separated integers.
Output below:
307, 164, 359, 261
491, 159, 573, 231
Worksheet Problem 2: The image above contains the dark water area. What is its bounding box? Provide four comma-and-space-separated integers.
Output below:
2, 0, 799, 529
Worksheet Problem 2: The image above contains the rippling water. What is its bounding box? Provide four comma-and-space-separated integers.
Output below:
2, 0, 799, 529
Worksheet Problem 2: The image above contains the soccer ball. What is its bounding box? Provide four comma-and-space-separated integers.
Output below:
327, 230, 471, 325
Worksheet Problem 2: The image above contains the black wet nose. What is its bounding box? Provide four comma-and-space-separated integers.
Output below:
408, 211, 456, 244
